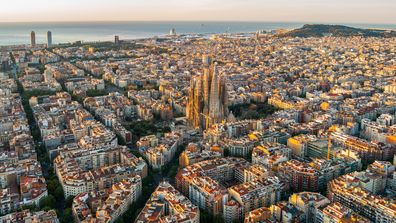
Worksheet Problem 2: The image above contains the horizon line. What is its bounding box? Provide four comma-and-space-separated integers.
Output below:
0, 20, 396, 26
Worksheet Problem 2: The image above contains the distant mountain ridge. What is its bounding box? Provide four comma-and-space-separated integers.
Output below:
279, 24, 396, 38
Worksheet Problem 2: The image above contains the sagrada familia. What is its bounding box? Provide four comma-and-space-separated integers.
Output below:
186, 55, 229, 130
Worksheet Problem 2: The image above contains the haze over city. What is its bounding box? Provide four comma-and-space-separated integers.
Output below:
1, 0, 396, 24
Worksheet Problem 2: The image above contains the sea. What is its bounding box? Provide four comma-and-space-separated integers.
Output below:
0, 21, 396, 46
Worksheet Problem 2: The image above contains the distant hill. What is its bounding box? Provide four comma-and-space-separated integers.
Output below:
279, 24, 396, 38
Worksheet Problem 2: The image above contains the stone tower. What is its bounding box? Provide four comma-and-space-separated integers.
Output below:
186, 55, 228, 130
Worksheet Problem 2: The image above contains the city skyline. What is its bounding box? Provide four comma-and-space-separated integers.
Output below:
1, 1, 395, 223
1, 0, 395, 24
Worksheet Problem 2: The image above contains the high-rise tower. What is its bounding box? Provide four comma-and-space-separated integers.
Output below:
30, 31, 36, 46
170, 28, 176, 36
186, 55, 228, 130
47, 31, 52, 47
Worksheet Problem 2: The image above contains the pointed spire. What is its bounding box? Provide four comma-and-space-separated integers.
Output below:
187, 55, 228, 130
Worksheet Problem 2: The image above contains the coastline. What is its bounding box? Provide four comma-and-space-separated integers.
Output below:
1, 21, 396, 47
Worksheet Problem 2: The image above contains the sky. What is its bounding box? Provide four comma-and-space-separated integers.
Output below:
0, 0, 395, 24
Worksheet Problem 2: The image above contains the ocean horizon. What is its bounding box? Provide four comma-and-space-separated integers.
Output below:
1, 21, 396, 46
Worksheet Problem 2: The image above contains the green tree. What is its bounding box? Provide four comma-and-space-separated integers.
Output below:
21, 204, 38, 212
244, 110, 260, 119
60, 208, 73, 223
41, 206, 52, 212
54, 186, 64, 200
39, 195, 56, 209
116, 133, 126, 145
115, 219, 125, 223
86, 89, 108, 97
65, 195, 75, 208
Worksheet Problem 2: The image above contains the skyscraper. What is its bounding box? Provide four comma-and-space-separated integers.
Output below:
170, 28, 176, 36
30, 31, 36, 46
186, 55, 228, 130
115, 35, 120, 45
47, 31, 52, 46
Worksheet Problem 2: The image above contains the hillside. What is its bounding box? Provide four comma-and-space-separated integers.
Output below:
279, 24, 396, 38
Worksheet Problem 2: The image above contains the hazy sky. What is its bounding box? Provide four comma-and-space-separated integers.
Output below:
1, 0, 395, 24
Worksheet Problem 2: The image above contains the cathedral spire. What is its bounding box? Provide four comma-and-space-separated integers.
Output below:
186, 55, 228, 130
